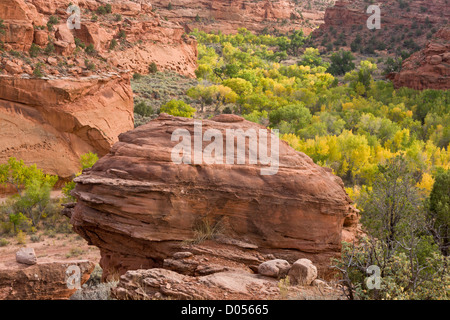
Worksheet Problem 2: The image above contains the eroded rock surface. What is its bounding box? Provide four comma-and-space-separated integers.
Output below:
392, 27, 450, 90
70, 114, 359, 280
0, 73, 134, 179
0, 260, 94, 300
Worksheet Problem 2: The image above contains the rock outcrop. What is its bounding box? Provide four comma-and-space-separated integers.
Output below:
0, 260, 94, 300
0, 0, 199, 179
0, 72, 134, 179
391, 26, 450, 90
150, 0, 335, 35
312, 0, 449, 54
70, 114, 359, 280
112, 249, 342, 300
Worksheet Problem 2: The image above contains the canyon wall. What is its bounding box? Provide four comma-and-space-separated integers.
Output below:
150, 0, 336, 35
392, 26, 450, 90
0, 0, 198, 179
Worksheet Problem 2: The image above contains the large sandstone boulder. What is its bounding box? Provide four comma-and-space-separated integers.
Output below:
288, 258, 318, 286
70, 114, 358, 279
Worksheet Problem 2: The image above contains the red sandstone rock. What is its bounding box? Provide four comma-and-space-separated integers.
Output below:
70, 114, 359, 280
0, 260, 94, 300
392, 27, 450, 90
0, 73, 134, 178
150, 0, 333, 35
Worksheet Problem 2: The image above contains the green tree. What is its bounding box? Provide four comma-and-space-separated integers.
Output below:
62, 152, 99, 202
426, 169, 450, 256
269, 103, 312, 134
328, 50, 355, 76
298, 47, 329, 68
288, 30, 305, 56
360, 155, 422, 251
160, 100, 196, 118
0, 158, 58, 227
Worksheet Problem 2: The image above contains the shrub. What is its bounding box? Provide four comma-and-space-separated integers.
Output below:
96, 6, 107, 15
44, 42, 55, 55
85, 43, 96, 55
0, 238, 9, 247
134, 101, 153, 117
85, 59, 96, 71
109, 39, 118, 50
16, 230, 26, 244
30, 234, 41, 243
74, 38, 86, 49
29, 43, 41, 58
160, 100, 196, 118
47, 16, 59, 31
33, 63, 44, 78
118, 30, 126, 39
148, 62, 158, 74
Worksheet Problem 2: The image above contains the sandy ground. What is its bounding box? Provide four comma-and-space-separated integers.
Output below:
0, 232, 101, 269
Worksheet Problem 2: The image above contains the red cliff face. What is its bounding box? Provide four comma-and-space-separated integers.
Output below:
0, 0, 199, 178
150, 0, 336, 35
392, 26, 450, 90
312, 0, 449, 56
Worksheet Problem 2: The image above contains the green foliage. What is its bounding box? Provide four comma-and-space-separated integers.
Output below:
269, 103, 312, 134
29, 43, 41, 58
0, 19, 6, 35
85, 43, 96, 55
80, 152, 99, 170
148, 62, 158, 74
75, 38, 86, 49
109, 39, 117, 50
33, 63, 44, 78
384, 57, 403, 75
328, 50, 355, 76
426, 169, 450, 256
47, 16, 59, 31
134, 101, 154, 117
160, 100, 196, 118
298, 47, 329, 68
44, 42, 55, 55
0, 158, 58, 228
62, 152, 98, 202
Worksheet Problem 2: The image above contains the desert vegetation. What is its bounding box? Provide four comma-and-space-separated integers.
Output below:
132, 28, 449, 299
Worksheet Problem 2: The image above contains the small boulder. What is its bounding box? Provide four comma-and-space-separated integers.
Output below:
429, 55, 443, 65
16, 248, 37, 265
287, 258, 317, 286
258, 259, 291, 279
